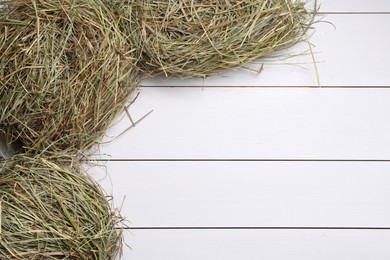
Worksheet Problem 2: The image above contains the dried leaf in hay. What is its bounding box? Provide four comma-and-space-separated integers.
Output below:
0, 0, 139, 155
117, 0, 316, 78
0, 154, 123, 259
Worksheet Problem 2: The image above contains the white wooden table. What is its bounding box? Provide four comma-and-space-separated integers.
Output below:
88, 1, 390, 259
3, 0, 390, 259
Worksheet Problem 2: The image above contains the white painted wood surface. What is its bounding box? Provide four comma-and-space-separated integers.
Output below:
1, 0, 389, 259
98, 1, 390, 258
121, 230, 390, 260
90, 161, 390, 227
97, 88, 390, 160
320, 0, 390, 12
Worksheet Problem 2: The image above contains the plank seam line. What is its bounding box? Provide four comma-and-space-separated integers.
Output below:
116, 227, 390, 230
317, 12, 390, 15
91, 159, 390, 162
140, 86, 390, 88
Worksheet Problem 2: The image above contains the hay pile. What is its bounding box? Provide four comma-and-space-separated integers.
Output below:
0, 155, 123, 259
0, 0, 139, 155
0, 0, 317, 258
117, 0, 315, 78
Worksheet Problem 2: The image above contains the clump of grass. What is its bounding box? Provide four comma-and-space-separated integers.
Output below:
117, 0, 316, 78
0, 154, 124, 259
0, 0, 139, 156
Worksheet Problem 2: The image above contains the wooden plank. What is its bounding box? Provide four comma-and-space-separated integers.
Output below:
320, 0, 390, 13
96, 88, 390, 160
89, 161, 390, 227
118, 229, 390, 260
142, 15, 390, 87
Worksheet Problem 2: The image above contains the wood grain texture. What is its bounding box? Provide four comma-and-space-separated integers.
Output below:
118, 229, 390, 260
89, 161, 390, 227
96, 88, 390, 160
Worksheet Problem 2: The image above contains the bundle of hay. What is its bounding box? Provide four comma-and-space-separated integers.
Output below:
0, 0, 139, 155
117, 0, 315, 78
0, 155, 123, 259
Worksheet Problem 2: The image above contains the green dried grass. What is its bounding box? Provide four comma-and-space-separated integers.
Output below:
117, 0, 316, 78
0, 0, 139, 155
0, 154, 123, 259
